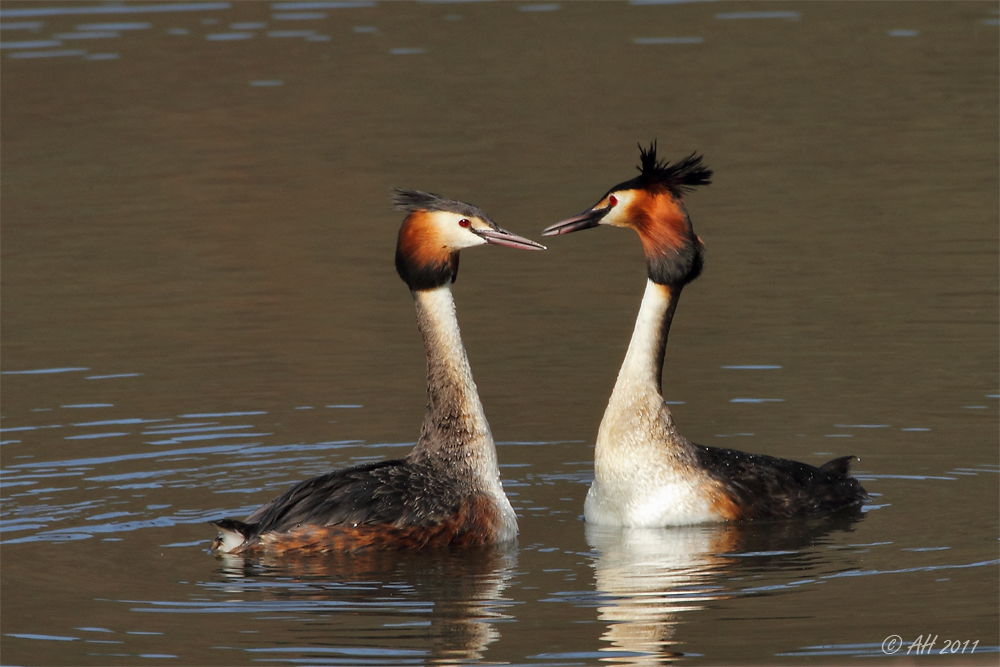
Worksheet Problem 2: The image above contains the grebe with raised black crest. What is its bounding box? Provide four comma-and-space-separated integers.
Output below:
542, 143, 867, 527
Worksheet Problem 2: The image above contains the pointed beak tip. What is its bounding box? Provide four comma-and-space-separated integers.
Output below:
475, 227, 547, 251
541, 221, 579, 237
521, 239, 547, 251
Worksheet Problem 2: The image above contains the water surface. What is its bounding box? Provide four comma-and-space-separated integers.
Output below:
2, 1, 997, 664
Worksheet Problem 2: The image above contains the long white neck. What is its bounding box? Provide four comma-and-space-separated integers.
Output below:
595, 280, 685, 457
614, 280, 680, 398
617, 279, 677, 396
408, 286, 497, 473
586, 280, 723, 527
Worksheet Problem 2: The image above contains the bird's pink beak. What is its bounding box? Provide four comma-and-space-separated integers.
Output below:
473, 227, 546, 251
542, 202, 614, 236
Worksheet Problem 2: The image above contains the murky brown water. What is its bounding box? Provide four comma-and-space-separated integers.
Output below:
2, 1, 998, 665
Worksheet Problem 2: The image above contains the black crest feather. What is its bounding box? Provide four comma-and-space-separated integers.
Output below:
634, 141, 713, 198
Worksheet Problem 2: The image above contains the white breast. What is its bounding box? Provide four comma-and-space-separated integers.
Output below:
584, 474, 723, 527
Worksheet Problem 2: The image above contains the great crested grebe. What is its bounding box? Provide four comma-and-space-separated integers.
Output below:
211, 189, 545, 554
542, 143, 867, 527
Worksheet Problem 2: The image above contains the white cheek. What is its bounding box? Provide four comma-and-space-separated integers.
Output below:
430, 212, 488, 250
601, 192, 637, 228
600, 210, 623, 227
602, 207, 631, 228
442, 224, 487, 250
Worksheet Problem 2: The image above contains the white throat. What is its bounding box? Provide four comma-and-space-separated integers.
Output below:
615, 279, 673, 394
595, 279, 678, 451
586, 279, 716, 526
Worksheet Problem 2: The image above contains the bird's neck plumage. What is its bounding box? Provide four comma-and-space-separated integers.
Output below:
617, 279, 678, 396
409, 286, 497, 471
595, 279, 686, 456
586, 277, 722, 527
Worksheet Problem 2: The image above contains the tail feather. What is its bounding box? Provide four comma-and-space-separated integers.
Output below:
819, 455, 857, 478
211, 518, 254, 554
817, 455, 869, 509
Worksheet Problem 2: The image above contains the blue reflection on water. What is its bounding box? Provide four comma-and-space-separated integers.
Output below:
1, 367, 89, 374
0, 3, 231, 18
0, 21, 44, 30
272, 12, 327, 20
271, 1, 376, 8
206, 32, 253, 40
1, 39, 62, 49
74, 22, 151, 30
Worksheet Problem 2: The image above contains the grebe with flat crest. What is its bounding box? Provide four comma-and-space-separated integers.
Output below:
542, 143, 867, 527
211, 189, 545, 554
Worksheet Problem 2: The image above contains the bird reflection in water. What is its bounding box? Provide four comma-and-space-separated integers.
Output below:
214, 545, 517, 665
586, 512, 863, 665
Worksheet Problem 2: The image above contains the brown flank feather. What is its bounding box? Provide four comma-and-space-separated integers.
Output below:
248, 494, 503, 554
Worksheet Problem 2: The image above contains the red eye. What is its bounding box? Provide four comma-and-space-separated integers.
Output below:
459, 218, 471, 228
608, 195, 618, 206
